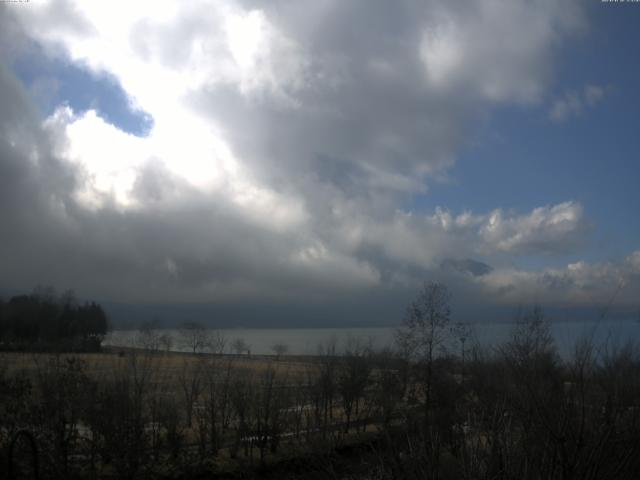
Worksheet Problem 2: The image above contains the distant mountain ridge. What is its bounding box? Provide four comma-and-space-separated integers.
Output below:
440, 258, 493, 277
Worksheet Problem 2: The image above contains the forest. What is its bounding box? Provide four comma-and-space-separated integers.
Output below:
0, 288, 109, 352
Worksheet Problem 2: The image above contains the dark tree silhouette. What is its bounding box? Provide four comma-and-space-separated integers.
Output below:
0, 287, 108, 351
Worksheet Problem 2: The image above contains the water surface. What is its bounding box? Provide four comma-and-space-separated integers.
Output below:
104, 318, 640, 358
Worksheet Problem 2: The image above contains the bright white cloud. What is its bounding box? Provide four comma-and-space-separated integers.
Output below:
13, 0, 312, 227
354, 202, 588, 272
479, 201, 588, 254
41, 104, 307, 232
419, 1, 585, 103
474, 251, 640, 308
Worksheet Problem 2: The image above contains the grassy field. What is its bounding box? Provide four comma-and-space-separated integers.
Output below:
0, 347, 313, 380
1, 346, 385, 478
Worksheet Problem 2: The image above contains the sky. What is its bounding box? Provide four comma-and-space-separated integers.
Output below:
0, 0, 639, 327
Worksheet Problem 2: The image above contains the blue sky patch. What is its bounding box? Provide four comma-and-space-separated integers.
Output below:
410, 2, 640, 269
12, 45, 153, 137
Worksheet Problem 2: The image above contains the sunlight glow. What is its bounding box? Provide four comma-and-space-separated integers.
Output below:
225, 10, 266, 71
19, 0, 307, 230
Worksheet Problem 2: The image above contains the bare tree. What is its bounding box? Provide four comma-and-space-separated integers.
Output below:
372, 350, 406, 430
179, 357, 204, 427
229, 370, 253, 458
251, 366, 288, 463
315, 338, 339, 439
232, 338, 250, 356
209, 330, 227, 355
32, 355, 90, 477
339, 338, 372, 433
179, 321, 210, 354
136, 319, 162, 352
396, 281, 451, 417
158, 332, 173, 352
86, 351, 154, 479
271, 343, 289, 360
200, 357, 236, 456
451, 321, 472, 380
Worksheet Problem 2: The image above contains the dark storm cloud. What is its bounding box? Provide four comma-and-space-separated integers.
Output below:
0, 63, 76, 247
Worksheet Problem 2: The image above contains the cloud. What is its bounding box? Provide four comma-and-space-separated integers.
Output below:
474, 251, 640, 309
3, 0, 630, 323
549, 84, 609, 122
417, 1, 585, 103
0, 60, 377, 304
354, 202, 589, 274
478, 201, 589, 255
8, 0, 586, 200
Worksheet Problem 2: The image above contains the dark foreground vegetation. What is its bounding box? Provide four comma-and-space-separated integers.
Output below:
2, 282, 640, 479
0, 287, 108, 352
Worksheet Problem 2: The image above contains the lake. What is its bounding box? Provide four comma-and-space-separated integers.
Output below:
103, 317, 640, 358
